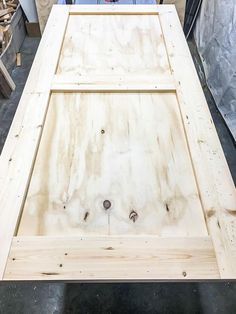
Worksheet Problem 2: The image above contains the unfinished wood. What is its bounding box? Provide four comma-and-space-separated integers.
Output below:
0, 5, 235, 281
68, 4, 173, 14
18, 92, 207, 237
50, 82, 176, 92
0, 6, 69, 280
165, 0, 186, 25
57, 13, 171, 80
35, 0, 57, 34
159, 8, 236, 278
5, 236, 220, 280
0, 59, 15, 97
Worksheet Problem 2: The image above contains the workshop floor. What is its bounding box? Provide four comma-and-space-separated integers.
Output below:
0, 34, 236, 313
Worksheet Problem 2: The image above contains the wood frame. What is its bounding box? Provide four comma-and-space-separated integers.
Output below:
0, 5, 235, 281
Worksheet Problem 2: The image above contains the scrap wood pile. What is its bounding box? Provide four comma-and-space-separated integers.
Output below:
0, 0, 18, 55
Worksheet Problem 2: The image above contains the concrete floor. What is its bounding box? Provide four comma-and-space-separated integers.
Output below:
0, 36, 236, 313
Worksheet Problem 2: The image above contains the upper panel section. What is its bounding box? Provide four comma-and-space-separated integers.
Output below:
56, 13, 171, 80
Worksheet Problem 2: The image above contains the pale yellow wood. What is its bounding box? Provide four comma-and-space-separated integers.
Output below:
4, 236, 220, 280
0, 6, 69, 280
159, 8, 236, 278
69, 4, 173, 14
50, 83, 176, 92
164, 0, 186, 25
35, 0, 57, 34
53, 74, 175, 87
18, 92, 207, 237
0, 5, 235, 281
56, 14, 171, 80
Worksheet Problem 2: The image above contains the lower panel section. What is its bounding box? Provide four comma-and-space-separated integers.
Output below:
4, 236, 220, 280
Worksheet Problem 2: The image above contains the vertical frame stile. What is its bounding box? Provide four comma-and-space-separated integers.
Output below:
0, 5, 70, 279
159, 7, 236, 278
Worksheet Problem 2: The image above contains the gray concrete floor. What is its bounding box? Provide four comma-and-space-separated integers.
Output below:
0, 35, 236, 313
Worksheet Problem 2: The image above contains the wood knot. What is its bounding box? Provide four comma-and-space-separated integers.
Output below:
84, 211, 89, 221
207, 209, 215, 218
129, 210, 138, 223
103, 200, 111, 210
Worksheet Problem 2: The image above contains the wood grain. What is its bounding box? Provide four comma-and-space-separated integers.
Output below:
35, 0, 57, 34
0, 5, 69, 280
18, 92, 207, 237
57, 14, 170, 79
0, 5, 235, 280
4, 236, 220, 280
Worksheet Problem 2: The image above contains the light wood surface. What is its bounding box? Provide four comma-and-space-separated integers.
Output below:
5, 236, 220, 280
165, 0, 186, 25
0, 5, 69, 280
35, 0, 57, 34
57, 14, 170, 79
18, 92, 207, 237
0, 5, 235, 280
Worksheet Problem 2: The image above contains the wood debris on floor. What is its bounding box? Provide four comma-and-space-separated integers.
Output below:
0, 0, 18, 55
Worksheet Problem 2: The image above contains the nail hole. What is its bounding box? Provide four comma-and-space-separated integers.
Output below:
101, 129, 105, 134
59, 264, 63, 268
182, 271, 187, 277
129, 210, 138, 223
63, 205, 66, 210
12, 258, 15, 261
64, 253, 68, 256
103, 200, 111, 210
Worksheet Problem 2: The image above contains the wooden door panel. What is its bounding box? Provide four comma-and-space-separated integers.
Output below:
57, 14, 171, 80
0, 5, 235, 280
18, 92, 206, 236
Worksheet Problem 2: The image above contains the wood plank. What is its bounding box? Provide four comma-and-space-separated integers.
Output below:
165, 0, 186, 25
50, 83, 176, 92
17, 92, 207, 237
53, 74, 175, 86
0, 59, 15, 98
35, 0, 57, 34
4, 236, 220, 280
0, 6, 69, 280
69, 4, 173, 14
159, 8, 236, 278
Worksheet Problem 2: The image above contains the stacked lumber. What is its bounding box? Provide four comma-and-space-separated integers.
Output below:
0, 0, 18, 55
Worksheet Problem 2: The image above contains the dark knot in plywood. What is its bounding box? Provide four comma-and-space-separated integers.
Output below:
165, 203, 170, 212
129, 210, 138, 223
84, 211, 89, 221
103, 200, 111, 210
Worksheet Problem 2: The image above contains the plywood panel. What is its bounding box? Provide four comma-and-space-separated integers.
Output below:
18, 92, 207, 237
57, 14, 171, 79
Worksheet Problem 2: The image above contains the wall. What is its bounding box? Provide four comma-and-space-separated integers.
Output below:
194, 0, 236, 140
